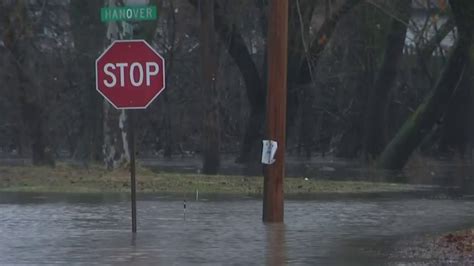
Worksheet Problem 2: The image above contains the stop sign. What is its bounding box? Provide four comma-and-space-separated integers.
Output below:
96, 40, 165, 109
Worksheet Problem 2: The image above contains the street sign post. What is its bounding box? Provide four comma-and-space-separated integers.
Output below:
96, 38, 165, 233
96, 40, 166, 109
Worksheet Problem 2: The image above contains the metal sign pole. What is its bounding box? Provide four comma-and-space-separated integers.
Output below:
125, 21, 138, 234
129, 109, 137, 233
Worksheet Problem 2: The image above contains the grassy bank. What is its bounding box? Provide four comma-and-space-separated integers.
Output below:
0, 163, 418, 194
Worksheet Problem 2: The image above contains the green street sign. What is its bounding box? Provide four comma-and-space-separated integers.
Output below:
101, 6, 157, 22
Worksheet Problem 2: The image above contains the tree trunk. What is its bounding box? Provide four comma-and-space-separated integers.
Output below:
288, 0, 317, 157
163, 1, 177, 159
294, 0, 363, 158
18, 93, 54, 166
3, 1, 54, 166
287, 0, 317, 141
468, 61, 474, 160
302, 0, 363, 78
102, 0, 131, 170
214, 8, 265, 164
199, 0, 220, 174
377, 0, 474, 170
362, 0, 411, 159
70, 0, 105, 163
188, 0, 265, 164
333, 3, 379, 158
438, 54, 473, 157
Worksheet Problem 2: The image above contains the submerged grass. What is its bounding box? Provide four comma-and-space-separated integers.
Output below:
0, 163, 417, 194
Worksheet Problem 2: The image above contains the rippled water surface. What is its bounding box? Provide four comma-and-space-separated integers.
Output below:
1, 193, 474, 265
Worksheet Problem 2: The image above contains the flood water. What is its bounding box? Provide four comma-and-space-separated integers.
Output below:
1, 192, 474, 265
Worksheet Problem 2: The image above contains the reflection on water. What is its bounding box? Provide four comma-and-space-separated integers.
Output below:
266, 224, 286, 266
1, 193, 474, 264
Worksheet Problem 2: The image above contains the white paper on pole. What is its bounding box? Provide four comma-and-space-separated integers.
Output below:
261, 140, 278, 165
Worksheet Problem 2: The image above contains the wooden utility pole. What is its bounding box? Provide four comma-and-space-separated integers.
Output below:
263, 0, 289, 223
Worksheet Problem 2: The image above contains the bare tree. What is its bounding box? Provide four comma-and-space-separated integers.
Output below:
378, 0, 474, 170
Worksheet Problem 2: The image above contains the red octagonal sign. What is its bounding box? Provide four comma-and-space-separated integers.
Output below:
96, 40, 166, 109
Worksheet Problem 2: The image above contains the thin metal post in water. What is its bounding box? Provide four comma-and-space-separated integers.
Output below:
183, 199, 186, 221
263, 0, 288, 223
129, 109, 137, 233
122, 20, 137, 234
